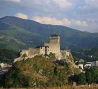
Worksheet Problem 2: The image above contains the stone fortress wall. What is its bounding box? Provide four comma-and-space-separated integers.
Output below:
20, 34, 60, 57
14, 34, 70, 63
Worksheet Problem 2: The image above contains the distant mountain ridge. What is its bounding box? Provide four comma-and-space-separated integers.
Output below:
0, 16, 98, 51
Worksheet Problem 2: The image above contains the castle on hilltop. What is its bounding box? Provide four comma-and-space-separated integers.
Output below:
39, 34, 60, 55
14, 34, 70, 63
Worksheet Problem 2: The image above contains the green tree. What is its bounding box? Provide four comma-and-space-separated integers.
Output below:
78, 73, 86, 85
85, 67, 98, 84
4, 67, 29, 88
85, 71, 92, 84
49, 52, 55, 57
73, 56, 79, 62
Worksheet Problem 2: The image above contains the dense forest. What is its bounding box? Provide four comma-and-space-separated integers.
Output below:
0, 48, 19, 63
72, 47, 98, 61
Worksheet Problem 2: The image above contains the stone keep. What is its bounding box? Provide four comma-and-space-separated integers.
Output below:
14, 34, 70, 62
43, 34, 60, 55
20, 34, 60, 57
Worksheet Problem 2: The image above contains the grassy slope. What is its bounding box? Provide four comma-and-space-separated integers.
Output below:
0, 21, 43, 51
3, 56, 80, 87
0, 35, 25, 51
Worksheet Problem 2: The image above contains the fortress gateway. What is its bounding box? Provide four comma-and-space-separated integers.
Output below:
14, 34, 70, 63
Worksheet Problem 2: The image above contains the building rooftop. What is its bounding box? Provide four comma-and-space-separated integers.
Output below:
51, 34, 58, 37
36, 45, 45, 48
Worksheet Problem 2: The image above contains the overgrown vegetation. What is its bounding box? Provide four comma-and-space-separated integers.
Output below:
0, 56, 80, 88
69, 67, 98, 85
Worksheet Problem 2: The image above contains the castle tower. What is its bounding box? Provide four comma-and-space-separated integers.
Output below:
50, 34, 60, 43
44, 34, 60, 54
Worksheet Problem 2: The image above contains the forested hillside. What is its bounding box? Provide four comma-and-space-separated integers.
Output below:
0, 48, 18, 63
0, 16, 98, 52
72, 47, 98, 61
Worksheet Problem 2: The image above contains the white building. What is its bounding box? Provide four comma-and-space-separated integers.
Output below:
84, 62, 92, 68
91, 60, 98, 67
0, 63, 7, 68
78, 64, 83, 69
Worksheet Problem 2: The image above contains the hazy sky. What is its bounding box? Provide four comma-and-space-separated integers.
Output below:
0, 0, 98, 33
